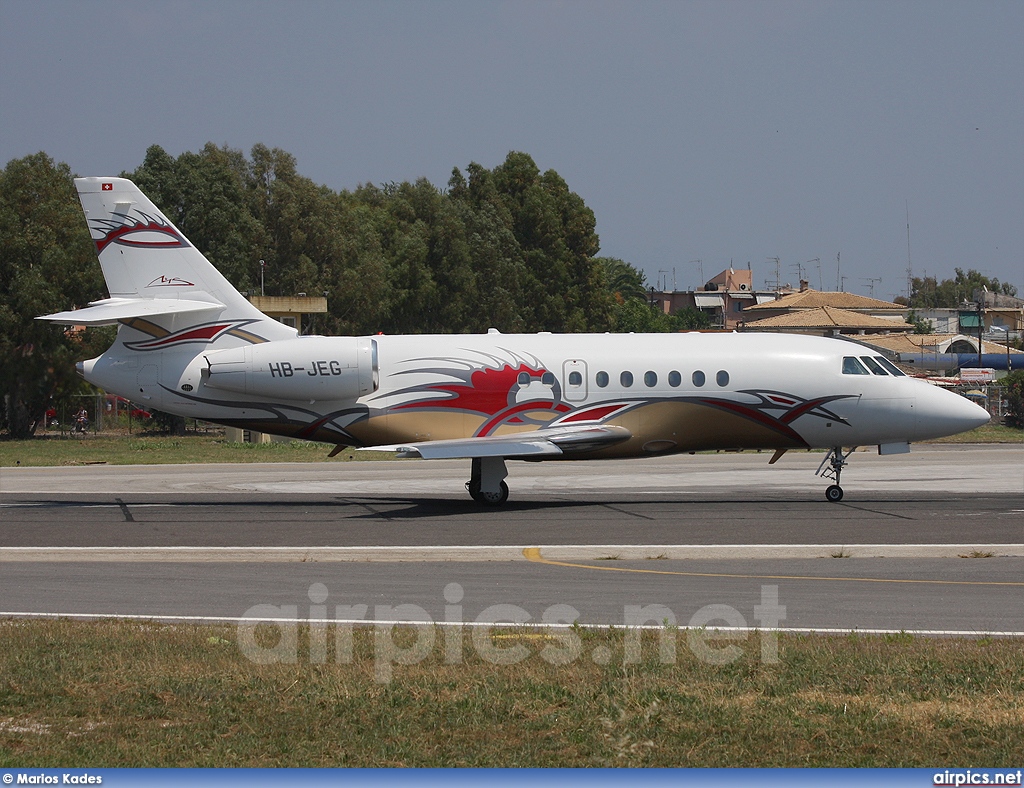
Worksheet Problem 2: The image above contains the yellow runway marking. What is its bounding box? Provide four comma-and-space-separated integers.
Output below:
522, 548, 1024, 587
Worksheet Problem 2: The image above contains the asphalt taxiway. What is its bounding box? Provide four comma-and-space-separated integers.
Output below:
0, 445, 1021, 634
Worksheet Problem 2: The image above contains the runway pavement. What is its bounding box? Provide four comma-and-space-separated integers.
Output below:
0, 444, 1021, 634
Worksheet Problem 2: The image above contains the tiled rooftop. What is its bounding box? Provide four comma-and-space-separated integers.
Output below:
743, 289, 907, 312
742, 306, 912, 330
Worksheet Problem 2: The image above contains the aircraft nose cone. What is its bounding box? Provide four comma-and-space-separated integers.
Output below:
915, 384, 990, 441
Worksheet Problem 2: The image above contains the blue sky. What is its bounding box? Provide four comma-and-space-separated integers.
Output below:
2, 0, 1021, 300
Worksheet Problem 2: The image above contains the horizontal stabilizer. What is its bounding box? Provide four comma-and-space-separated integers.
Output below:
37, 297, 225, 326
361, 424, 631, 460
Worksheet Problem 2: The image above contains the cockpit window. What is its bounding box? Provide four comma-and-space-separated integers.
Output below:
860, 356, 888, 375
872, 356, 907, 376
842, 357, 870, 375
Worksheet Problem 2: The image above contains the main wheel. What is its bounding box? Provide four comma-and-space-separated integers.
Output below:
467, 479, 509, 505
825, 484, 844, 503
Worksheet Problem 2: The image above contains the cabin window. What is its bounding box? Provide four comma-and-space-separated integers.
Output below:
596, 371, 609, 388
517, 372, 530, 386
842, 357, 870, 375
716, 370, 730, 387
860, 356, 888, 376
620, 371, 634, 388
644, 371, 658, 387
668, 370, 681, 387
568, 371, 583, 387
873, 356, 906, 376
692, 370, 706, 387
541, 372, 555, 386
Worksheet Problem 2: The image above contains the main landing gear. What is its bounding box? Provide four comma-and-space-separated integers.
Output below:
816, 446, 855, 502
466, 456, 509, 505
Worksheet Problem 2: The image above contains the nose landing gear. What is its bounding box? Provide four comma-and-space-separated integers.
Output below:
817, 446, 855, 502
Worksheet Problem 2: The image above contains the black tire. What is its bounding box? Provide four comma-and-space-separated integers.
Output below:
468, 480, 509, 506
825, 484, 844, 503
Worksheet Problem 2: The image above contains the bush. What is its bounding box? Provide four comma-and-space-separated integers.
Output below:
1004, 370, 1024, 429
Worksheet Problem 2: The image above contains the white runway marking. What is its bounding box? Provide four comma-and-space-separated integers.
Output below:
1, 610, 1021, 638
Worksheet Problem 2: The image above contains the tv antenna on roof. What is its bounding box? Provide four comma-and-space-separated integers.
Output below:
862, 277, 882, 297
807, 258, 822, 290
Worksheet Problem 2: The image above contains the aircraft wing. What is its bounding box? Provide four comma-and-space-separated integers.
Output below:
361, 424, 632, 460
37, 297, 225, 326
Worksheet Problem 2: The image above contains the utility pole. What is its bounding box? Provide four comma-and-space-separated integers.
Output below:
835, 252, 841, 291
260, 259, 266, 297
909, 200, 917, 298
977, 294, 984, 369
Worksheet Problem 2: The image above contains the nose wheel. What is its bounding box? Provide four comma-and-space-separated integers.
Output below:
816, 447, 854, 503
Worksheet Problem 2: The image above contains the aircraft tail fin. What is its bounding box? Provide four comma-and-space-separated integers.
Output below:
48, 177, 290, 336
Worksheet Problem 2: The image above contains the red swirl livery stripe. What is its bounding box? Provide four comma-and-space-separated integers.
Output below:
557, 403, 630, 424
124, 320, 261, 351
698, 398, 809, 446
94, 218, 189, 253
476, 400, 571, 436
779, 396, 845, 424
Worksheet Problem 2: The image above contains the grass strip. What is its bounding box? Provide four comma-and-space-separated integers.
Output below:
0, 619, 1021, 767
0, 424, 1019, 468
0, 435, 394, 467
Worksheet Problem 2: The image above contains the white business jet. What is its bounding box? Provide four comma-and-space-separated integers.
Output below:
39, 178, 990, 504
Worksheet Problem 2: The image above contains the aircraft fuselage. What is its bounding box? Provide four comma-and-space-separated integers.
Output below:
80, 329, 983, 459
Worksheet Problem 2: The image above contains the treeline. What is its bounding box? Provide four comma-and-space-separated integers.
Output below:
127, 144, 621, 335
1, 145, 691, 437
897, 268, 1018, 310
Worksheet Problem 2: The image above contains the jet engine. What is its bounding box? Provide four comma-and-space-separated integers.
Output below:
202, 336, 378, 401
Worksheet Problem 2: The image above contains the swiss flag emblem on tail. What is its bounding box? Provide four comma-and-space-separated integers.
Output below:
102, 183, 113, 191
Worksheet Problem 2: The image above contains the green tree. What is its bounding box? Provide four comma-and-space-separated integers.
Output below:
130, 143, 264, 292
491, 152, 610, 332
598, 257, 648, 303
901, 268, 1018, 309
907, 310, 935, 334
611, 297, 669, 332
1003, 370, 1024, 429
0, 153, 104, 437
448, 162, 527, 332
670, 306, 713, 330
326, 190, 393, 334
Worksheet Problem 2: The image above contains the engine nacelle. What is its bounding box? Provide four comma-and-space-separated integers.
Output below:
203, 336, 377, 401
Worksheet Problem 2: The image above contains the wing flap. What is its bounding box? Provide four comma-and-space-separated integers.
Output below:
361, 424, 631, 460
37, 297, 225, 326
